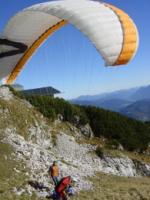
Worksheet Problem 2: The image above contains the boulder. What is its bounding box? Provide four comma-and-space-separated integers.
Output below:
118, 143, 124, 151
79, 123, 94, 138
0, 86, 14, 100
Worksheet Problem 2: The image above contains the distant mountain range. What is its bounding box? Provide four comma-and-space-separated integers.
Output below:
121, 99, 150, 121
71, 85, 150, 121
72, 98, 132, 112
75, 87, 139, 102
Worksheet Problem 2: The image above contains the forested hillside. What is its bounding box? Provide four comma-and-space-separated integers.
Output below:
13, 89, 150, 152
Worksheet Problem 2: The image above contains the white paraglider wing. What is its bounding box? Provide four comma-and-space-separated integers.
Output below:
0, 0, 139, 84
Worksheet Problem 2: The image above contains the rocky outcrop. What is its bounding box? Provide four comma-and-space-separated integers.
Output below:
133, 159, 150, 176
101, 156, 137, 176
0, 86, 14, 100
1, 86, 150, 198
3, 126, 150, 197
79, 123, 94, 138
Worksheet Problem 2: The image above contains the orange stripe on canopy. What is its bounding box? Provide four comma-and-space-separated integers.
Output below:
6, 20, 67, 84
106, 4, 138, 66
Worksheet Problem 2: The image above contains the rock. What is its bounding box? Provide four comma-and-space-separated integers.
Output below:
54, 114, 64, 125
70, 126, 76, 132
4, 155, 7, 160
118, 144, 124, 151
79, 123, 94, 138
133, 159, 150, 176
3, 120, 150, 197
0, 108, 9, 114
13, 168, 20, 173
13, 187, 25, 196
73, 115, 80, 125
0, 86, 14, 100
101, 156, 137, 177
1, 87, 150, 197
57, 114, 63, 121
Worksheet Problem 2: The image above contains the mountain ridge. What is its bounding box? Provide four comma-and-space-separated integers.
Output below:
121, 99, 150, 121
71, 85, 150, 121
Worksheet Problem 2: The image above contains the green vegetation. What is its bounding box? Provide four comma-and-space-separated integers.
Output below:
0, 97, 46, 141
16, 93, 89, 125
83, 106, 150, 151
10, 87, 150, 151
0, 139, 29, 200
1, 86, 150, 200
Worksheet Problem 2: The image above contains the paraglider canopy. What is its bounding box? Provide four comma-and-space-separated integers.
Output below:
0, 0, 139, 84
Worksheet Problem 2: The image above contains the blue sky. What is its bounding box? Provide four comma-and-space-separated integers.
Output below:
0, 0, 150, 99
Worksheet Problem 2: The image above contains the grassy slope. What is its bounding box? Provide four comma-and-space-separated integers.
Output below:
73, 173, 150, 200
1, 91, 150, 200
0, 137, 29, 200
0, 96, 49, 200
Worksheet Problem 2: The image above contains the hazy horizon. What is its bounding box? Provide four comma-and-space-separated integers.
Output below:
1, 0, 150, 99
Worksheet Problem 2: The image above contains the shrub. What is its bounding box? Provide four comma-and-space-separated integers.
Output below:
96, 145, 104, 158
105, 139, 120, 150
